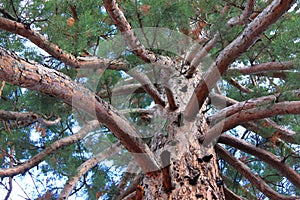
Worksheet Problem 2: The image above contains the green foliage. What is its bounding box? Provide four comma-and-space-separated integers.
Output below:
0, 0, 299, 199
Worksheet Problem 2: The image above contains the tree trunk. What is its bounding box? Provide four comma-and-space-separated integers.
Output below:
135, 67, 225, 199
142, 121, 224, 199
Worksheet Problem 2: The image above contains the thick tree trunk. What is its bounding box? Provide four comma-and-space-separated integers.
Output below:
142, 121, 224, 199
137, 67, 225, 199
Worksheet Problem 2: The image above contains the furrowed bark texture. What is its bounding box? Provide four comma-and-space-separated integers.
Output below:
138, 66, 225, 199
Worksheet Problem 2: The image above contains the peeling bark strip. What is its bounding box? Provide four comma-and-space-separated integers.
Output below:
184, 0, 296, 120
0, 47, 160, 173
0, 120, 99, 177
215, 145, 299, 200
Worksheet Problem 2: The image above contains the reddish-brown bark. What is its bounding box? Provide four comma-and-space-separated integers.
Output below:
184, 0, 296, 120
0, 47, 160, 173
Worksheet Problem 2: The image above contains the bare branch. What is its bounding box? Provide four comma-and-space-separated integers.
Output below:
58, 142, 122, 200
102, 0, 178, 69
226, 77, 254, 93
125, 70, 166, 107
184, 0, 296, 120
209, 90, 300, 125
204, 101, 300, 146
227, 61, 295, 75
241, 119, 298, 144
0, 110, 61, 126
109, 83, 143, 97
223, 186, 247, 200
217, 134, 300, 188
209, 94, 298, 144
116, 174, 143, 200
164, 87, 178, 111
227, 0, 256, 27
102, 0, 156, 63
185, 35, 218, 78
0, 17, 128, 70
0, 120, 99, 177
119, 108, 155, 115
113, 161, 141, 200
215, 145, 299, 200
0, 47, 161, 173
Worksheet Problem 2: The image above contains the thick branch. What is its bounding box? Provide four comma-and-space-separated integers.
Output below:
226, 61, 294, 76
215, 145, 299, 200
184, 0, 296, 120
59, 142, 122, 200
223, 186, 247, 200
125, 70, 166, 107
102, 0, 156, 63
0, 110, 61, 126
204, 101, 300, 146
0, 17, 128, 70
0, 47, 161, 173
217, 134, 300, 188
227, 0, 256, 27
185, 35, 218, 78
0, 120, 99, 177
209, 91, 300, 125
209, 94, 298, 144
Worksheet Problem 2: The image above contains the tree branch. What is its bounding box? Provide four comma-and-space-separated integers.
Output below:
102, 0, 178, 69
0, 47, 161, 173
184, 0, 296, 120
204, 101, 300, 146
102, 0, 156, 63
227, 0, 256, 27
58, 142, 122, 200
125, 70, 166, 107
0, 110, 61, 126
215, 145, 299, 200
185, 34, 218, 78
217, 134, 300, 188
209, 91, 300, 126
223, 186, 247, 200
226, 61, 294, 76
209, 92, 299, 144
226, 77, 254, 93
0, 120, 99, 177
0, 17, 128, 70
113, 161, 141, 200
